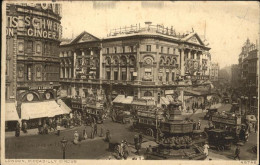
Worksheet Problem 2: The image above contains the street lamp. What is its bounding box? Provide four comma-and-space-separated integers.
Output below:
245, 96, 248, 116
60, 137, 68, 159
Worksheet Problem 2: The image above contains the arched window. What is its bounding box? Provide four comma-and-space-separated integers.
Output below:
129, 57, 136, 66
144, 91, 153, 97
120, 56, 127, 65
166, 58, 171, 65
105, 58, 111, 65
172, 58, 177, 66
113, 58, 119, 65
159, 58, 164, 65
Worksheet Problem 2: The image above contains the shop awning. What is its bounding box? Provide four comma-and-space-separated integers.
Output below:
161, 97, 170, 105
5, 102, 19, 121
21, 101, 65, 120
112, 95, 125, 103
57, 99, 72, 114
122, 96, 134, 104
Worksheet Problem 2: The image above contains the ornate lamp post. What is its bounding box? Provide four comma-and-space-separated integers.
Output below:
244, 96, 248, 116
60, 137, 68, 159
241, 96, 244, 115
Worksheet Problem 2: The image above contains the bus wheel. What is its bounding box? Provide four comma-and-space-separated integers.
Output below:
146, 128, 154, 137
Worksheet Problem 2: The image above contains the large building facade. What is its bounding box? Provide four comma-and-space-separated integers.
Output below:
237, 39, 258, 114
5, 3, 65, 128
209, 62, 219, 82
60, 22, 212, 111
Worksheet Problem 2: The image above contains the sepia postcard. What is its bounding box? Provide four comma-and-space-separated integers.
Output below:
1, 1, 259, 165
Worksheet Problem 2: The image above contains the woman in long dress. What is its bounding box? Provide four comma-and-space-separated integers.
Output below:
83, 127, 88, 140
74, 131, 79, 144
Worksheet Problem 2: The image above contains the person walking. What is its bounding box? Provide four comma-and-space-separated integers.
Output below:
134, 135, 140, 155
22, 121, 28, 133
105, 129, 111, 142
234, 145, 240, 160
203, 142, 209, 157
83, 127, 88, 140
15, 121, 21, 137
94, 123, 98, 136
38, 119, 42, 134
100, 124, 104, 137
197, 120, 201, 130
73, 131, 79, 144
139, 134, 143, 148
90, 123, 94, 139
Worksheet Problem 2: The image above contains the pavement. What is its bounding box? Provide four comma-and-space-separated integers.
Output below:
4, 103, 257, 160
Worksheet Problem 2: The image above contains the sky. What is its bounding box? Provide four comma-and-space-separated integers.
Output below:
61, 1, 259, 69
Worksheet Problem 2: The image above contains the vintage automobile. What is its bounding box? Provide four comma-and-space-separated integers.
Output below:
205, 128, 234, 151
204, 108, 218, 120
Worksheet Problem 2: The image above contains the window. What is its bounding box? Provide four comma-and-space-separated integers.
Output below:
146, 45, 151, 52
166, 72, 169, 82
43, 42, 46, 54
18, 42, 24, 52
144, 91, 153, 97
107, 71, 111, 80
114, 47, 117, 53
130, 46, 134, 52
122, 71, 127, 80
107, 48, 109, 54
114, 71, 118, 80
167, 48, 170, 54
76, 90, 79, 96
6, 60, 9, 76
27, 40, 33, 52
130, 72, 134, 81
27, 65, 32, 80
36, 44, 41, 53
161, 47, 163, 53
122, 46, 125, 53
172, 72, 175, 81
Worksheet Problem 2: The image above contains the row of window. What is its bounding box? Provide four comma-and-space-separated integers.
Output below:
105, 45, 177, 54
17, 40, 59, 56
106, 71, 135, 81
106, 46, 135, 54
17, 64, 59, 81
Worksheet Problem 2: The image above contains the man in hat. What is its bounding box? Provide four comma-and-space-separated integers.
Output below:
90, 123, 94, 139
15, 121, 21, 137
197, 120, 201, 130
105, 129, 111, 142
134, 135, 140, 155
94, 123, 98, 136
100, 124, 104, 137
234, 145, 240, 160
